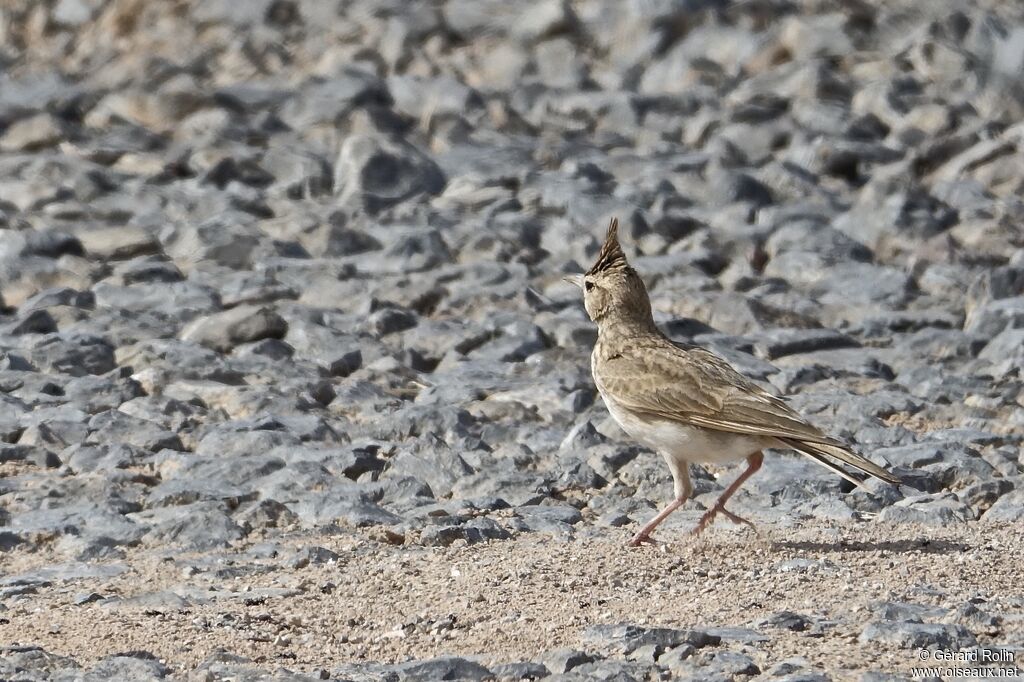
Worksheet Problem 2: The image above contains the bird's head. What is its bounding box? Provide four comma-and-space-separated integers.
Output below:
565, 217, 654, 327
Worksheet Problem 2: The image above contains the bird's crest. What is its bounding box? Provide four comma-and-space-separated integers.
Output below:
587, 217, 630, 276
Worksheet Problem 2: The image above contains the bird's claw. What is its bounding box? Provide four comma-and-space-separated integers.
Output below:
627, 533, 659, 547
691, 505, 758, 536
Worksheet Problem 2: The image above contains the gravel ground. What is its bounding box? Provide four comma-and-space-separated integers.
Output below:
1, 0, 1024, 680
3, 523, 1023, 681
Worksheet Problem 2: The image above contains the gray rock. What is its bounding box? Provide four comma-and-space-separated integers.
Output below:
377, 229, 454, 273
2, 229, 82, 259
132, 502, 244, 549
763, 657, 827, 680
161, 213, 265, 270
871, 601, 947, 623
278, 71, 389, 130
78, 226, 161, 260
835, 188, 957, 248
850, 310, 962, 338
24, 333, 116, 376
554, 658, 653, 680
657, 644, 697, 669
8, 436, 58, 469
561, 419, 609, 452
443, 0, 576, 42
670, 649, 760, 679
752, 328, 860, 360
73, 591, 105, 605
943, 602, 1003, 632
515, 504, 583, 526
982, 490, 1024, 522
765, 219, 872, 263
924, 456, 1000, 495
387, 656, 493, 681
875, 443, 972, 469
0, 113, 64, 152
958, 480, 1014, 514
811, 262, 913, 307
0, 350, 35, 371
859, 620, 977, 650
179, 305, 287, 351
703, 626, 771, 643
467, 320, 549, 363
92, 281, 219, 319
194, 268, 297, 308
367, 306, 419, 336
64, 443, 150, 473
287, 545, 340, 569
2, 309, 57, 335
968, 265, 1024, 305
290, 491, 402, 528
86, 652, 170, 681
489, 661, 550, 680
420, 518, 513, 546
64, 373, 144, 413
3, 562, 127, 590
88, 410, 184, 452
11, 503, 143, 549
0, 526, 24, 550
284, 319, 365, 376
13, 409, 90, 452
386, 438, 475, 498
542, 649, 596, 675
259, 145, 333, 199
978, 328, 1024, 372
191, 0, 273, 26
758, 611, 813, 632
105, 590, 191, 612
0, 647, 81, 678
879, 493, 975, 526
965, 297, 1024, 338
192, 424, 302, 457
237, 499, 299, 531
388, 75, 483, 122
771, 673, 831, 682
52, 0, 100, 27
334, 134, 446, 214
582, 623, 720, 655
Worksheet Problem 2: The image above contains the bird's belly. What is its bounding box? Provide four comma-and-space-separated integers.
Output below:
602, 393, 763, 465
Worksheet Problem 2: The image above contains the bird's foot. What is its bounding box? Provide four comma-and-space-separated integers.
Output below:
719, 507, 759, 534
690, 512, 713, 536
627, 532, 659, 547
691, 504, 757, 536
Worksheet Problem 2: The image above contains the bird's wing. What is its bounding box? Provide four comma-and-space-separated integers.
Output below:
598, 340, 834, 444
598, 339, 901, 485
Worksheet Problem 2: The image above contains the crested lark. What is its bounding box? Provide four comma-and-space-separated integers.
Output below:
567, 218, 901, 546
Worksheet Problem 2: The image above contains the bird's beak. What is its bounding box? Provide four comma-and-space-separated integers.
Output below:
563, 274, 585, 289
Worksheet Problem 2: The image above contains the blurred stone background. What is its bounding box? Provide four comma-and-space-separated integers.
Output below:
1, 0, 1023, 679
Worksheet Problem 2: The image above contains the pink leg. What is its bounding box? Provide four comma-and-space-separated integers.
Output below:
692, 451, 763, 536
629, 464, 692, 547
629, 498, 684, 546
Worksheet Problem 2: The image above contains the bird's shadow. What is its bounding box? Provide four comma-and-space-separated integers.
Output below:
771, 538, 970, 554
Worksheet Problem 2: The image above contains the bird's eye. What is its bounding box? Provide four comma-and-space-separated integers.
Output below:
584, 281, 595, 292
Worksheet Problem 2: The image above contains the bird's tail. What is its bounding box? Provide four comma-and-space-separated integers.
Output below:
777, 437, 901, 490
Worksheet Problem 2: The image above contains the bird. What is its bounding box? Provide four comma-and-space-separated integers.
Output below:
565, 217, 901, 546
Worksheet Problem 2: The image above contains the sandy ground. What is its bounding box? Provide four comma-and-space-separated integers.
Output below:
2, 520, 1022, 679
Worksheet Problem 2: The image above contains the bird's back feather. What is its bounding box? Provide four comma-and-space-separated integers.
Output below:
593, 333, 900, 486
